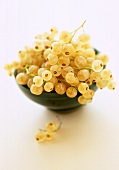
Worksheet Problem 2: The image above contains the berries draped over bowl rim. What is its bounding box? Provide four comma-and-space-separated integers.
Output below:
4, 21, 116, 105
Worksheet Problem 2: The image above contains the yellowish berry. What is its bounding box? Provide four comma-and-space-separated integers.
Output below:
46, 122, 58, 132
16, 72, 29, 85
60, 31, 72, 43
35, 131, 45, 142
78, 95, 87, 104
45, 132, 54, 141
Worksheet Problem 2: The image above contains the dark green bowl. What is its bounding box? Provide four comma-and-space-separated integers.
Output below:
14, 71, 98, 111
16, 82, 97, 111
14, 49, 99, 112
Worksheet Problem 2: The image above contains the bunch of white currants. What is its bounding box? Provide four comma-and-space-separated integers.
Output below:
4, 22, 116, 105
35, 119, 62, 142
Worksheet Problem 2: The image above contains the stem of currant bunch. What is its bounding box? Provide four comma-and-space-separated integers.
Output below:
24, 65, 30, 73
55, 115, 62, 131
38, 129, 47, 132
24, 65, 36, 77
72, 66, 92, 70
70, 20, 86, 41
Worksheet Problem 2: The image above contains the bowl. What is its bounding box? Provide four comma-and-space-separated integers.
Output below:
14, 72, 98, 112
14, 48, 99, 112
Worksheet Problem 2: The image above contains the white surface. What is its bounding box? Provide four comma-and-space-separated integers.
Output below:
0, 0, 119, 170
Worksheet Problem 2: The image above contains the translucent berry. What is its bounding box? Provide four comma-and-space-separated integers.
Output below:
47, 53, 58, 65
71, 41, 81, 51
74, 56, 87, 68
51, 41, 62, 54
50, 65, 62, 77
30, 84, 43, 95
35, 131, 45, 142
78, 33, 90, 43
33, 76, 43, 87
45, 132, 54, 141
78, 95, 87, 104
43, 40, 51, 49
27, 78, 34, 88
42, 70, 52, 81
92, 60, 103, 72
44, 82, 54, 92
83, 89, 94, 99
62, 66, 74, 78
77, 69, 90, 81
46, 122, 58, 132
96, 53, 109, 65
85, 48, 95, 58
55, 83, 66, 94
38, 68, 45, 77
107, 81, 116, 90
66, 87, 77, 98
33, 41, 44, 52
43, 48, 52, 60
101, 69, 112, 80
58, 56, 70, 67
66, 72, 76, 84
60, 31, 72, 43
86, 57, 95, 67
78, 83, 89, 94
28, 65, 39, 76
90, 71, 101, 82
96, 79, 107, 89
62, 43, 75, 57
16, 72, 29, 85
50, 27, 58, 35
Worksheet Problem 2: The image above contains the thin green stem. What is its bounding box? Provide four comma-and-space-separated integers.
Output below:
71, 20, 86, 41
72, 66, 92, 70
38, 129, 46, 132
55, 115, 62, 131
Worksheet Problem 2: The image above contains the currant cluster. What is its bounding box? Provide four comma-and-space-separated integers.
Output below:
4, 21, 116, 104
35, 119, 62, 142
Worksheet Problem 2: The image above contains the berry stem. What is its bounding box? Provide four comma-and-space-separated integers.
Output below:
55, 115, 62, 131
72, 66, 92, 70
71, 20, 86, 41
38, 129, 46, 132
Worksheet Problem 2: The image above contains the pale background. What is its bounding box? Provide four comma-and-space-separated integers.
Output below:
0, 0, 119, 170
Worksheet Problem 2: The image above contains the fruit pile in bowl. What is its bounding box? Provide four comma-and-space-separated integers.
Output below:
5, 21, 116, 111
